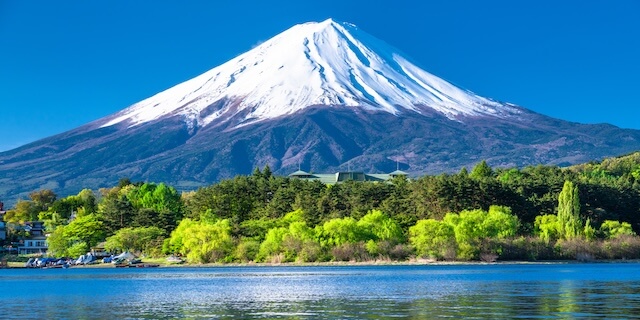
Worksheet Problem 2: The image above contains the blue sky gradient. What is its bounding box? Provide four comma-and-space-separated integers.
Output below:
1, 0, 639, 151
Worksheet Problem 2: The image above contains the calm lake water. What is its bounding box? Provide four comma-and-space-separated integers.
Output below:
1, 263, 640, 319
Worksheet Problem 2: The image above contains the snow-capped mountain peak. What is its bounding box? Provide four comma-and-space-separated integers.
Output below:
101, 18, 519, 129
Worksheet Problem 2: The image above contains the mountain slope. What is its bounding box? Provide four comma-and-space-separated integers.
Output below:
1, 19, 640, 203
99, 19, 520, 130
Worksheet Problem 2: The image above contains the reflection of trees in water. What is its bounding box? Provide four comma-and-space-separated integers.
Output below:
500, 280, 640, 319
110, 279, 640, 319
188, 281, 640, 319
7, 266, 640, 319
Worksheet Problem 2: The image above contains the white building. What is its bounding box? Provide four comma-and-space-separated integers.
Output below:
17, 221, 48, 254
18, 236, 48, 254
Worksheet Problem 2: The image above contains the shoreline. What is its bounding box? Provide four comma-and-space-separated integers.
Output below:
6, 258, 640, 269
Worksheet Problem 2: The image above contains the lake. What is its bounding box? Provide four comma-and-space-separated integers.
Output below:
1, 263, 640, 319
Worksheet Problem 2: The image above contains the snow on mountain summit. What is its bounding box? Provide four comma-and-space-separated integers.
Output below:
102, 18, 519, 129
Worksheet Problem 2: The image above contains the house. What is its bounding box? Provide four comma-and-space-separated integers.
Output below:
17, 221, 48, 254
90, 242, 111, 258
23, 221, 46, 237
18, 237, 48, 255
288, 170, 408, 184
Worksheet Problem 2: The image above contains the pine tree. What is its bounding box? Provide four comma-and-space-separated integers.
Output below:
470, 160, 493, 179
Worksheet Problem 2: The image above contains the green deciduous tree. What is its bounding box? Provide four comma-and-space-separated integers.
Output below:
166, 218, 234, 263
409, 219, 457, 260
104, 226, 165, 256
356, 210, 404, 243
256, 211, 317, 262
256, 227, 288, 262
534, 214, 562, 243
46, 214, 104, 257
29, 189, 57, 212
558, 181, 582, 239
600, 220, 635, 239
484, 206, 520, 239
442, 206, 520, 260
319, 217, 365, 247
3, 200, 38, 223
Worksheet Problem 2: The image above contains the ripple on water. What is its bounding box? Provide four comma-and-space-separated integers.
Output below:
1, 263, 640, 319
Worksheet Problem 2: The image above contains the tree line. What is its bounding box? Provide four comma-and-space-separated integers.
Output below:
2, 152, 640, 262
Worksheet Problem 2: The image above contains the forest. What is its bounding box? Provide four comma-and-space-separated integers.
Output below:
3, 152, 640, 263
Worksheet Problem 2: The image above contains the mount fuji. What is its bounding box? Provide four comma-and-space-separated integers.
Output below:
2, 19, 640, 201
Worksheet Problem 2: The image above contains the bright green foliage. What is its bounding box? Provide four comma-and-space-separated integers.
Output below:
46, 214, 104, 257
484, 206, 519, 239
600, 220, 636, 239
498, 168, 524, 184
409, 219, 456, 259
356, 210, 404, 243
256, 219, 316, 262
62, 214, 105, 248
163, 218, 196, 254
442, 206, 520, 260
444, 210, 485, 259
534, 214, 562, 243
127, 183, 182, 214
256, 227, 288, 261
167, 218, 234, 263
39, 189, 98, 231
319, 217, 365, 247
365, 240, 379, 255
39, 211, 65, 232
288, 221, 315, 241
255, 209, 313, 261
279, 209, 306, 226
583, 218, 596, 240
125, 183, 184, 233
105, 226, 165, 256
557, 181, 582, 239
67, 242, 89, 258
283, 221, 318, 262
45, 225, 69, 257
239, 218, 277, 241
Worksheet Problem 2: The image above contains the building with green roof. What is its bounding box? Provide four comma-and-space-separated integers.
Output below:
288, 170, 408, 184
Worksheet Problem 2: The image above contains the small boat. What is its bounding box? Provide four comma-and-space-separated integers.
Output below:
166, 255, 184, 264
133, 264, 160, 268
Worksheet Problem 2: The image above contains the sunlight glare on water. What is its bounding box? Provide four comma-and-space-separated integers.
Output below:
1, 264, 640, 319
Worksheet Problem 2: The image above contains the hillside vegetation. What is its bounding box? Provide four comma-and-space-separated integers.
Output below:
3, 152, 640, 263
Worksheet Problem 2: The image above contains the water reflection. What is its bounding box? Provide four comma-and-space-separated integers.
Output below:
1, 264, 640, 319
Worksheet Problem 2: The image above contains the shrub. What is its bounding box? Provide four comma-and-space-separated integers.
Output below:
234, 239, 260, 262
555, 238, 601, 261
601, 235, 640, 259
330, 243, 369, 262
298, 241, 323, 262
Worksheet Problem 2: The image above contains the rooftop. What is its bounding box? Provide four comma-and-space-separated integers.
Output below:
288, 170, 407, 184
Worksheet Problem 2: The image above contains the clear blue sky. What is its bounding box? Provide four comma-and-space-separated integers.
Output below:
1, 0, 639, 152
